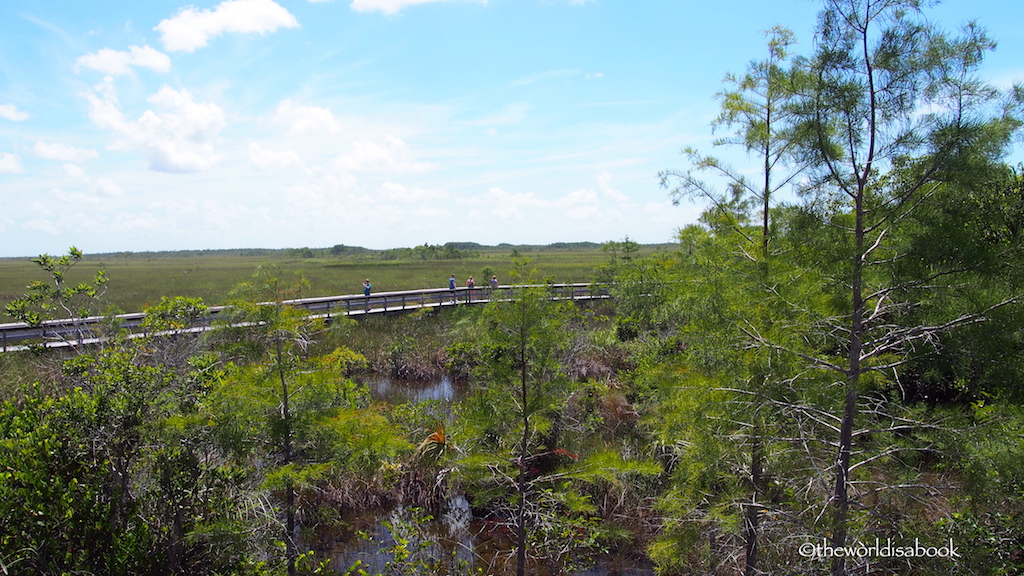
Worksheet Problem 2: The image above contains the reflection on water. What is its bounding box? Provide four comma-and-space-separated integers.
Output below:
305, 496, 654, 576
316, 375, 655, 575
366, 374, 464, 404
308, 496, 477, 575
443, 492, 472, 537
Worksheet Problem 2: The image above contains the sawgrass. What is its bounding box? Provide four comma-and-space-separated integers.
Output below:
0, 247, 660, 315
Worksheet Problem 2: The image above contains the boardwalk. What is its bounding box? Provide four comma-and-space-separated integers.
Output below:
0, 283, 610, 352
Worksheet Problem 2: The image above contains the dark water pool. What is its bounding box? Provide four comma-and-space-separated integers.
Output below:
366, 374, 465, 404
317, 376, 654, 575
303, 494, 653, 576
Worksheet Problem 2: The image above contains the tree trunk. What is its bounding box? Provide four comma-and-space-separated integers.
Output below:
278, 335, 297, 576
517, 331, 529, 576
744, 431, 762, 576
832, 189, 865, 576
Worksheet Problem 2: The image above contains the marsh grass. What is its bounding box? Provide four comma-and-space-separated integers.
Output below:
318, 306, 483, 381
0, 245, 651, 400
0, 348, 74, 402
0, 247, 653, 316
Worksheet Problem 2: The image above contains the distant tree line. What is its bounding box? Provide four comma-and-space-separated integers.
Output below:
73, 241, 671, 262
378, 243, 479, 261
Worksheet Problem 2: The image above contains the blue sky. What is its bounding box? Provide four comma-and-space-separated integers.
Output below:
1, 0, 1022, 257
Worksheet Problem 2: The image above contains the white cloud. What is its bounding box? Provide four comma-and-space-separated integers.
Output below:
597, 172, 629, 202
23, 219, 59, 234
83, 78, 227, 172
155, 0, 299, 53
350, 0, 481, 15
249, 142, 304, 170
273, 99, 342, 134
82, 76, 123, 129
53, 189, 103, 204
553, 188, 601, 220
473, 186, 546, 220
63, 164, 87, 178
0, 152, 24, 174
59, 164, 125, 199
468, 181, 624, 222
284, 181, 342, 207
111, 211, 163, 232
29, 201, 51, 216
93, 178, 124, 197
34, 142, 100, 162
22, 208, 100, 235
0, 104, 29, 122
335, 135, 433, 172
76, 45, 171, 75
149, 197, 200, 219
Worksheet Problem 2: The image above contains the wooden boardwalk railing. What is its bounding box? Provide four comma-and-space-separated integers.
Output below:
0, 283, 610, 352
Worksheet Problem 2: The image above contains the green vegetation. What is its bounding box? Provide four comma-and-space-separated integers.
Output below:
0, 243, 664, 315
3, 2, 1024, 575
4, 247, 109, 349
652, 1, 1024, 575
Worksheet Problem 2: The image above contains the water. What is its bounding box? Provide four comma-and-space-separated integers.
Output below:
366, 374, 464, 404
311, 375, 655, 575
307, 495, 477, 575
305, 494, 653, 575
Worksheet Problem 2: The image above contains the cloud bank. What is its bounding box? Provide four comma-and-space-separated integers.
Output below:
34, 142, 100, 162
0, 153, 23, 174
273, 100, 342, 134
76, 46, 171, 75
0, 104, 29, 121
156, 0, 299, 52
84, 78, 227, 172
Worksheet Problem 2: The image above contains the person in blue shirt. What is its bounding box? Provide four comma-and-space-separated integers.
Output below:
448, 274, 457, 302
363, 279, 371, 310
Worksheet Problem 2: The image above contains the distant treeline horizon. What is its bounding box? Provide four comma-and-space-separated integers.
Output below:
3, 240, 675, 261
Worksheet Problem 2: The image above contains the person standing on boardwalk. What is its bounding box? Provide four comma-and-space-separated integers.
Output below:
467, 276, 475, 302
363, 279, 371, 310
449, 274, 457, 303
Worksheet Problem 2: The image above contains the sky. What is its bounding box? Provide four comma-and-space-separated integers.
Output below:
1, 0, 1022, 257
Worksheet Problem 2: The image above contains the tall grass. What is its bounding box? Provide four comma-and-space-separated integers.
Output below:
0, 248, 650, 315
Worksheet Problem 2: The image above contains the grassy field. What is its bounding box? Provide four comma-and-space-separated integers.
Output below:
0, 246, 668, 316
